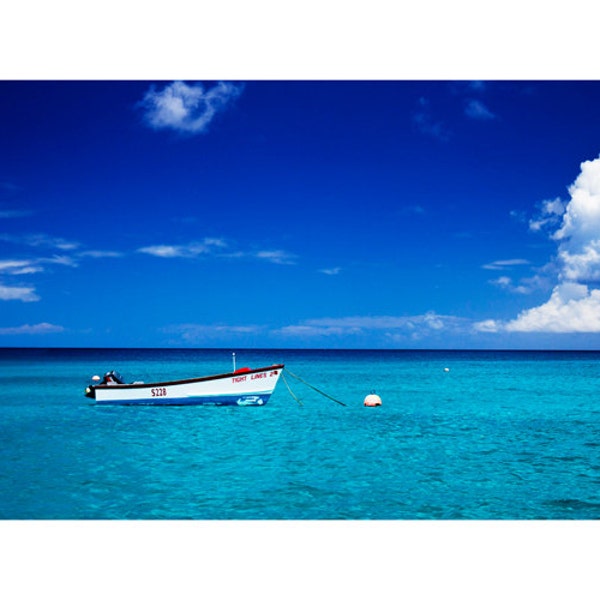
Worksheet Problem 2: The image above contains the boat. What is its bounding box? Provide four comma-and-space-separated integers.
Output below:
84, 364, 284, 406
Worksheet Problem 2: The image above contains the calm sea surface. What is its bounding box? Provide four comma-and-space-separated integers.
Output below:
1, 348, 600, 520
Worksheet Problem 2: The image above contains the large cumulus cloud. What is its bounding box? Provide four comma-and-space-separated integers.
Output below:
478, 157, 600, 333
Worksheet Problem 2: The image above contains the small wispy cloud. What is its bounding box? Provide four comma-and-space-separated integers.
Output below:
0, 221, 125, 309
412, 97, 451, 142
0, 233, 79, 251
319, 267, 341, 275
0, 259, 43, 275
276, 313, 466, 340
137, 239, 297, 266
29, 234, 79, 251
413, 84, 496, 141
44, 255, 79, 267
0, 254, 83, 278
468, 81, 486, 93
163, 323, 263, 343
529, 197, 567, 232
137, 238, 228, 259
140, 81, 243, 135
255, 250, 297, 265
482, 259, 530, 271
450, 81, 487, 95
78, 250, 123, 259
138, 244, 200, 258
164, 312, 476, 346
464, 99, 496, 120
489, 275, 546, 295
484, 258, 548, 294
0, 231, 122, 303
0, 283, 39, 302
0, 231, 123, 264
0, 322, 64, 335
510, 209, 527, 224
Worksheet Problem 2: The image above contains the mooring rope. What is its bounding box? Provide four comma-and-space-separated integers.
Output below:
281, 371, 303, 406
284, 369, 347, 407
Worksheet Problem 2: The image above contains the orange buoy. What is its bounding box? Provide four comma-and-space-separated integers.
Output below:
364, 392, 382, 407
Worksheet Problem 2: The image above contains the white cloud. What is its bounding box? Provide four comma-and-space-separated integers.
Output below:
504, 283, 600, 333
479, 156, 600, 334
0, 322, 64, 335
203, 237, 227, 248
473, 319, 500, 333
277, 324, 355, 337
529, 197, 567, 232
558, 242, 600, 281
137, 238, 227, 258
165, 313, 472, 345
163, 323, 263, 343
0, 283, 39, 302
0, 233, 79, 251
255, 250, 297, 265
468, 81, 486, 93
0, 254, 82, 278
465, 100, 496, 121
490, 274, 547, 295
319, 267, 341, 275
277, 313, 465, 338
412, 97, 451, 142
484, 259, 542, 294
37, 236, 78, 251
0, 236, 122, 305
464, 99, 496, 120
0, 259, 43, 275
42, 255, 78, 267
140, 81, 243, 135
549, 157, 600, 282
78, 250, 123, 259
137, 244, 190, 258
1, 232, 124, 264
482, 258, 530, 270
137, 239, 296, 265
554, 159, 600, 240
492, 275, 512, 287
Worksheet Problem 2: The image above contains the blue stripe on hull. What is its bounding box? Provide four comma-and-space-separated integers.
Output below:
97, 393, 272, 406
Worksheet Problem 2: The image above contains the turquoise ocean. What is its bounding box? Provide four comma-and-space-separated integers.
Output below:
1, 348, 600, 520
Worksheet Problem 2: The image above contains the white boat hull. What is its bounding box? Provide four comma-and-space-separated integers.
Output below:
86, 365, 284, 406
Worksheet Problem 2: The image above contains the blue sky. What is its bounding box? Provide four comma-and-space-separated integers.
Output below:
2, 80, 600, 348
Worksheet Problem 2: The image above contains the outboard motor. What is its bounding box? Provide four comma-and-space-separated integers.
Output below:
102, 370, 125, 385
85, 370, 125, 398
